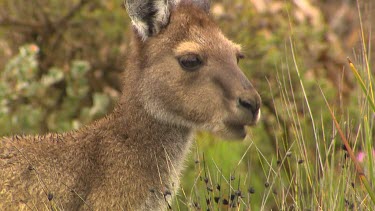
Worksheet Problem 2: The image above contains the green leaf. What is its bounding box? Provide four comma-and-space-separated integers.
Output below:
41, 67, 65, 86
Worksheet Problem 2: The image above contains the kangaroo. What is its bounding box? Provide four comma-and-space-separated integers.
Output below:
0, 0, 261, 210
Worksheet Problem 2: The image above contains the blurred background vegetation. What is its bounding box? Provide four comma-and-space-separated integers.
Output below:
0, 0, 374, 210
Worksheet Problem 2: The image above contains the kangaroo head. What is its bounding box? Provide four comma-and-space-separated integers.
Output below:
125, 0, 261, 140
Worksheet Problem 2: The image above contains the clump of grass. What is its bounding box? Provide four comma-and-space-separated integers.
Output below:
323, 58, 375, 204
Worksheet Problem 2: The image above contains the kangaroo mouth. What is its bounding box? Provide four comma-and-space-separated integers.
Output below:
224, 122, 247, 139
219, 109, 261, 140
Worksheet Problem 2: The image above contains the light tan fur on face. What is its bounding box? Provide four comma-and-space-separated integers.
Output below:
233, 43, 243, 55
174, 41, 202, 55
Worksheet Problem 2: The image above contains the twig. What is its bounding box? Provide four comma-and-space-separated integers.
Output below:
56, 0, 89, 28
0, 17, 42, 28
34, 0, 53, 27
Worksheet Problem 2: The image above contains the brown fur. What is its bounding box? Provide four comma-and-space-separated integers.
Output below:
0, 3, 261, 210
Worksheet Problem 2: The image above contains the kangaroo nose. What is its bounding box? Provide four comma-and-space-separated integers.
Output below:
238, 94, 261, 115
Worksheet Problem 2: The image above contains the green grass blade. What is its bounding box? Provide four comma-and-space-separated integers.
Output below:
347, 58, 375, 112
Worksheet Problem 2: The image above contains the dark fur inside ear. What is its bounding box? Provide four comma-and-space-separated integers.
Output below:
125, 0, 171, 41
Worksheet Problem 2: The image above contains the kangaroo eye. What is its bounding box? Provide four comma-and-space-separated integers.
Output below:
178, 54, 203, 71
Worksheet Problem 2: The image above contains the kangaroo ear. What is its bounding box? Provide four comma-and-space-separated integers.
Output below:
125, 0, 210, 41
125, 0, 174, 41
